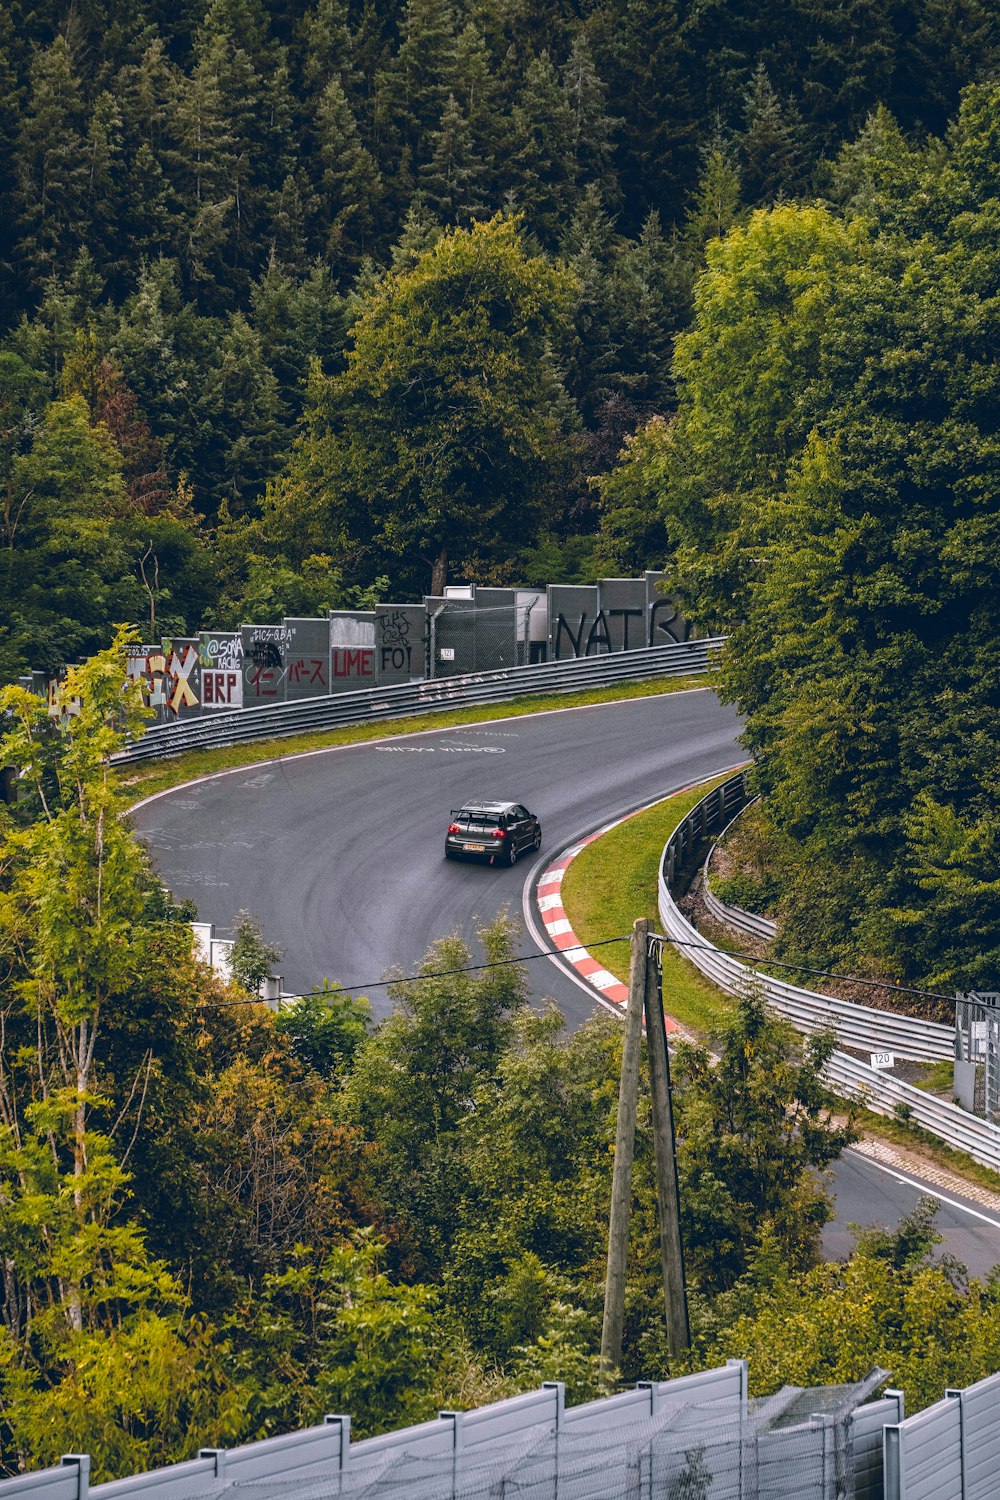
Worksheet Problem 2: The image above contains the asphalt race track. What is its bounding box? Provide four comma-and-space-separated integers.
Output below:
132, 686, 745, 1029
132, 686, 1000, 1273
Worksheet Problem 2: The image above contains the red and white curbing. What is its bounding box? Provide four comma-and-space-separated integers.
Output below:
535, 816, 681, 1031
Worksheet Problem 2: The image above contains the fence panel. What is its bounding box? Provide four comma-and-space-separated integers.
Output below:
884, 1398, 962, 1500
854, 1394, 904, 1500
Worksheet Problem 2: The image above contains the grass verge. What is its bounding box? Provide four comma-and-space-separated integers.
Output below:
559, 774, 737, 1037
118, 674, 711, 801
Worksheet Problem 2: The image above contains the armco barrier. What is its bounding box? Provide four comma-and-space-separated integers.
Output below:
111, 638, 722, 763
658, 773, 953, 1064
657, 774, 1000, 1171
701, 797, 779, 941
823, 1052, 1000, 1173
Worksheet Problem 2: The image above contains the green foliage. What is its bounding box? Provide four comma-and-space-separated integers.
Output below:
267, 216, 575, 594
600, 91, 1000, 984
274, 986, 371, 1078
229, 909, 283, 995
695, 1204, 1000, 1414
229, 1234, 441, 1438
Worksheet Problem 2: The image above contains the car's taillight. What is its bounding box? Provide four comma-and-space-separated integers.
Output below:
448, 823, 460, 834
492, 828, 507, 839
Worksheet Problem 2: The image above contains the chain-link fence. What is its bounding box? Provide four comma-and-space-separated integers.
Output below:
955, 992, 1000, 1117
193, 1374, 886, 1500
429, 603, 533, 677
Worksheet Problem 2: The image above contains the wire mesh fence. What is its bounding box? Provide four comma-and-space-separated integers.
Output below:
429, 604, 534, 677
196, 1374, 886, 1500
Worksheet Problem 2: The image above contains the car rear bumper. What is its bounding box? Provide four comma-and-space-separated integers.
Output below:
446, 836, 501, 860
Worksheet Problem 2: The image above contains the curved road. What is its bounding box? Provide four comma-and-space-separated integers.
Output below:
132, 687, 1000, 1275
133, 687, 744, 1030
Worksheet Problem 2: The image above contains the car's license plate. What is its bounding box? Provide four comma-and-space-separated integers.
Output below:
465, 843, 486, 852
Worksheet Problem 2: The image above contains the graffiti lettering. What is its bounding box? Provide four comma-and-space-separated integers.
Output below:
287, 657, 328, 689
247, 666, 279, 698
378, 610, 410, 648
381, 645, 412, 673
333, 648, 374, 678
166, 646, 198, 713
200, 634, 243, 670
125, 642, 200, 718
203, 670, 242, 708
649, 599, 690, 645
586, 610, 612, 654
250, 640, 283, 669
553, 614, 586, 657
609, 608, 644, 649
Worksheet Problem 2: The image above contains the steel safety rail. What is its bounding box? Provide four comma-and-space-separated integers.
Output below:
654, 774, 1000, 1170
657, 775, 953, 1063
823, 1053, 1000, 1173
111, 638, 723, 764
701, 797, 779, 941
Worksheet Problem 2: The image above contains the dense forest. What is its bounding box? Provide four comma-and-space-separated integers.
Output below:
598, 82, 1000, 993
2, 0, 998, 676
5, 646, 1000, 1480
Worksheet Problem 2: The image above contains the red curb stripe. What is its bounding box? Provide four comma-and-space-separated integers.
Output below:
536, 830, 681, 1031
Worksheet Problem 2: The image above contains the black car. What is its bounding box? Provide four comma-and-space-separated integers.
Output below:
445, 800, 542, 865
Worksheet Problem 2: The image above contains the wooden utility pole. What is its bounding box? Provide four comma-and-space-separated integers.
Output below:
644, 939, 690, 1356
600, 917, 647, 1376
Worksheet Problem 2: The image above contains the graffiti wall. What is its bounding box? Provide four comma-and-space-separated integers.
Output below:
35, 574, 697, 726
199, 631, 243, 712
241, 624, 291, 705
547, 574, 695, 660
124, 639, 202, 721
329, 612, 377, 692
375, 604, 425, 684
285, 617, 333, 700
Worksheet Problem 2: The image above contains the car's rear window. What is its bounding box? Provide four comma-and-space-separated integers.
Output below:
457, 810, 501, 827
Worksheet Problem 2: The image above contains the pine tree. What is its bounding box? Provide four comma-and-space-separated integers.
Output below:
299, 0, 357, 96
314, 74, 382, 267
15, 36, 90, 288
509, 52, 579, 248
375, 0, 457, 206
563, 34, 620, 210
683, 131, 742, 256
739, 62, 807, 206
420, 93, 488, 224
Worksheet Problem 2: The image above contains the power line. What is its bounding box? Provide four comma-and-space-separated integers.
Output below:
195, 934, 954, 1012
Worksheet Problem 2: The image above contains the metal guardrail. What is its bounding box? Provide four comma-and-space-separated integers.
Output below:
112, 638, 723, 764
823, 1053, 1000, 1174
701, 797, 779, 940
656, 774, 1000, 1171
658, 773, 953, 1063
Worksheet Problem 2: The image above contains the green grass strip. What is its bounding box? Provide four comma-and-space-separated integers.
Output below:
118, 675, 711, 800
559, 774, 737, 1037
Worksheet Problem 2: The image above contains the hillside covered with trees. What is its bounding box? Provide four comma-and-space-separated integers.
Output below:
2, 0, 998, 676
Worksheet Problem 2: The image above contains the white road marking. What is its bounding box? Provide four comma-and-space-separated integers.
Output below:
128, 684, 714, 815
846, 1150, 1000, 1231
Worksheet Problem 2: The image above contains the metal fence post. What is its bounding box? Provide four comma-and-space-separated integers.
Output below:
323, 1414, 351, 1471
883, 1426, 904, 1500
945, 1389, 968, 1498
198, 1449, 227, 1482
59, 1456, 90, 1500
